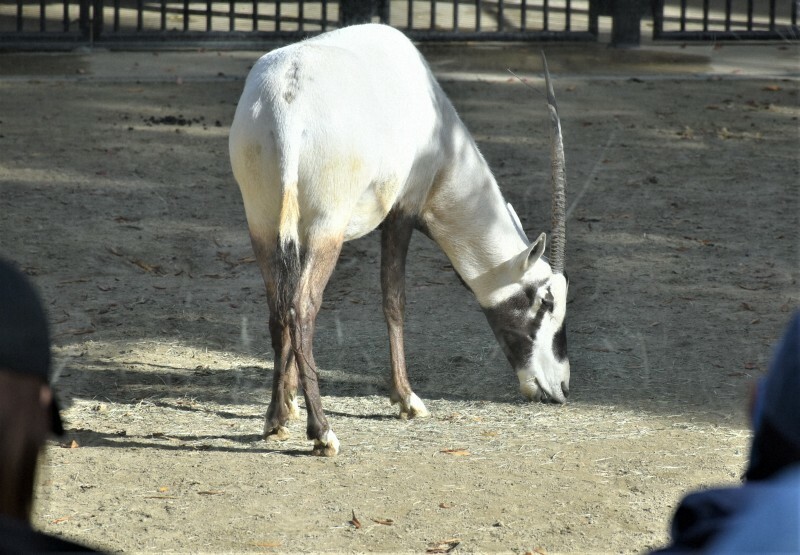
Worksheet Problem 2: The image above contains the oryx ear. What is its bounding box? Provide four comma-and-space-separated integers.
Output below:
522, 233, 547, 272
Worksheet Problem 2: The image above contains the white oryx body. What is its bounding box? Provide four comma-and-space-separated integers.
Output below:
229, 23, 569, 456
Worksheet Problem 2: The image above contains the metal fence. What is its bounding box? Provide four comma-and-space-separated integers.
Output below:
3, 0, 798, 46
652, 0, 799, 40
0, 0, 599, 45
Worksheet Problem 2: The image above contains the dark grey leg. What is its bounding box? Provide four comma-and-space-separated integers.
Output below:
381, 211, 429, 419
291, 237, 343, 456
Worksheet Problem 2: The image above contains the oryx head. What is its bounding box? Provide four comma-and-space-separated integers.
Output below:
483, 53, 570, 403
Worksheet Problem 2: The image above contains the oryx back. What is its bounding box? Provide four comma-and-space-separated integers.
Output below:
229, 24, 444, 249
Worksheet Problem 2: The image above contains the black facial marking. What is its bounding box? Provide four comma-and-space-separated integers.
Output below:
483, 284, 548, 370
553, 321, 568, 362
541, 289, 555, 313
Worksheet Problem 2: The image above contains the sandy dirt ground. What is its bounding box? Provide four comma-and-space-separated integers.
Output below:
0, 41, 798, 553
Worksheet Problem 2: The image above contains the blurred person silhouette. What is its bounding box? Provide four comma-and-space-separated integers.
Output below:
0, 257, 98, 552
654, 310, 800, 553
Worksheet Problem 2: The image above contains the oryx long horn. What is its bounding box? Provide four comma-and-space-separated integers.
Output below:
541, 52, 567, 276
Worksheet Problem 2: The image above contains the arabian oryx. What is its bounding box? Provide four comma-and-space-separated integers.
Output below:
229, 23, 569, 456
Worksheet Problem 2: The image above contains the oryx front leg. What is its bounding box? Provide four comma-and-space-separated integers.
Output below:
381, 211, 429, 419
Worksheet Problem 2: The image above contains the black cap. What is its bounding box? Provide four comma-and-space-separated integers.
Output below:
0, 258, 64, 435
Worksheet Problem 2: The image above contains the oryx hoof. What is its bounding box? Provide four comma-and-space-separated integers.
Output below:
311, 430, 340, 457
397, 393, 430, 420
263, 425, 291, 441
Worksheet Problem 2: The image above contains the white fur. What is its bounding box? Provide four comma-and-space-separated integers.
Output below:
229, 24, 529, 297
316, 430, 340, 456
229, 24, 569, 407
517, 273, 570, 403
405, 393, 430, 418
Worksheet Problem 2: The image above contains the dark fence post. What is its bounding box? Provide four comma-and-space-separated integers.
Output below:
79, 0, 104, 42
92, 0, 104, 41
610, 0, 642, 46
339, 0, 380, 25
79, 0, 91, 39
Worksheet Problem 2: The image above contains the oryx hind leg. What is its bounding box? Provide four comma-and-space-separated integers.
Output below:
251, 233, 301, 442
381, 210, 429, 419
292, 232, 344, 456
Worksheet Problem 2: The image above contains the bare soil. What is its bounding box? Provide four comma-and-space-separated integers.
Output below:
0, 43, 797, 554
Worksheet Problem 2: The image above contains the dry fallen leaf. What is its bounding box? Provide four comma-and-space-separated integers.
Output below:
441, 448, 470, 456
197, 490, 225, 495
427, 539, 460, 553
51, 516, 71, 524
349, 510, 362, 529
439, 502, 454, 509
251, 541, 282, 548
131, 259, 161, 274
371, 517, 394, 525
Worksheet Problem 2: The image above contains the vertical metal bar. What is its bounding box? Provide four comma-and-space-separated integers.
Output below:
321, 0, 327, 30
276, 0, 281, 30
679, 0, 686, 32
229, 0, 234, 31
206, 0, 212, 31
161, 0, 167, 30
93, 0, 103, 39
40, 0, 46, 31
475, 0, 481, 31
252, 0, 257, 30
407, 0, 412, 29
496, 0, 502, 30
114, 0, 120, 31
137, 0, 143, 31
564, 0, 570, 31
184, 0, 190, 31
652, 0, 663, 37
431, 0, 436, 30
453, 0, 459, 30
702, 0, 709, 31
747, 0, 753, 31
724, 0, 731, 31
519, 0, 525, 31
792, 0, 798, 26
80, 0, 91, 37
16, 0, 22, 32
589, 0, 599, 36
299, 0, 304, 30
63, 0, 70, 31
768, 0, 776, 30
540, 0, 547, 31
